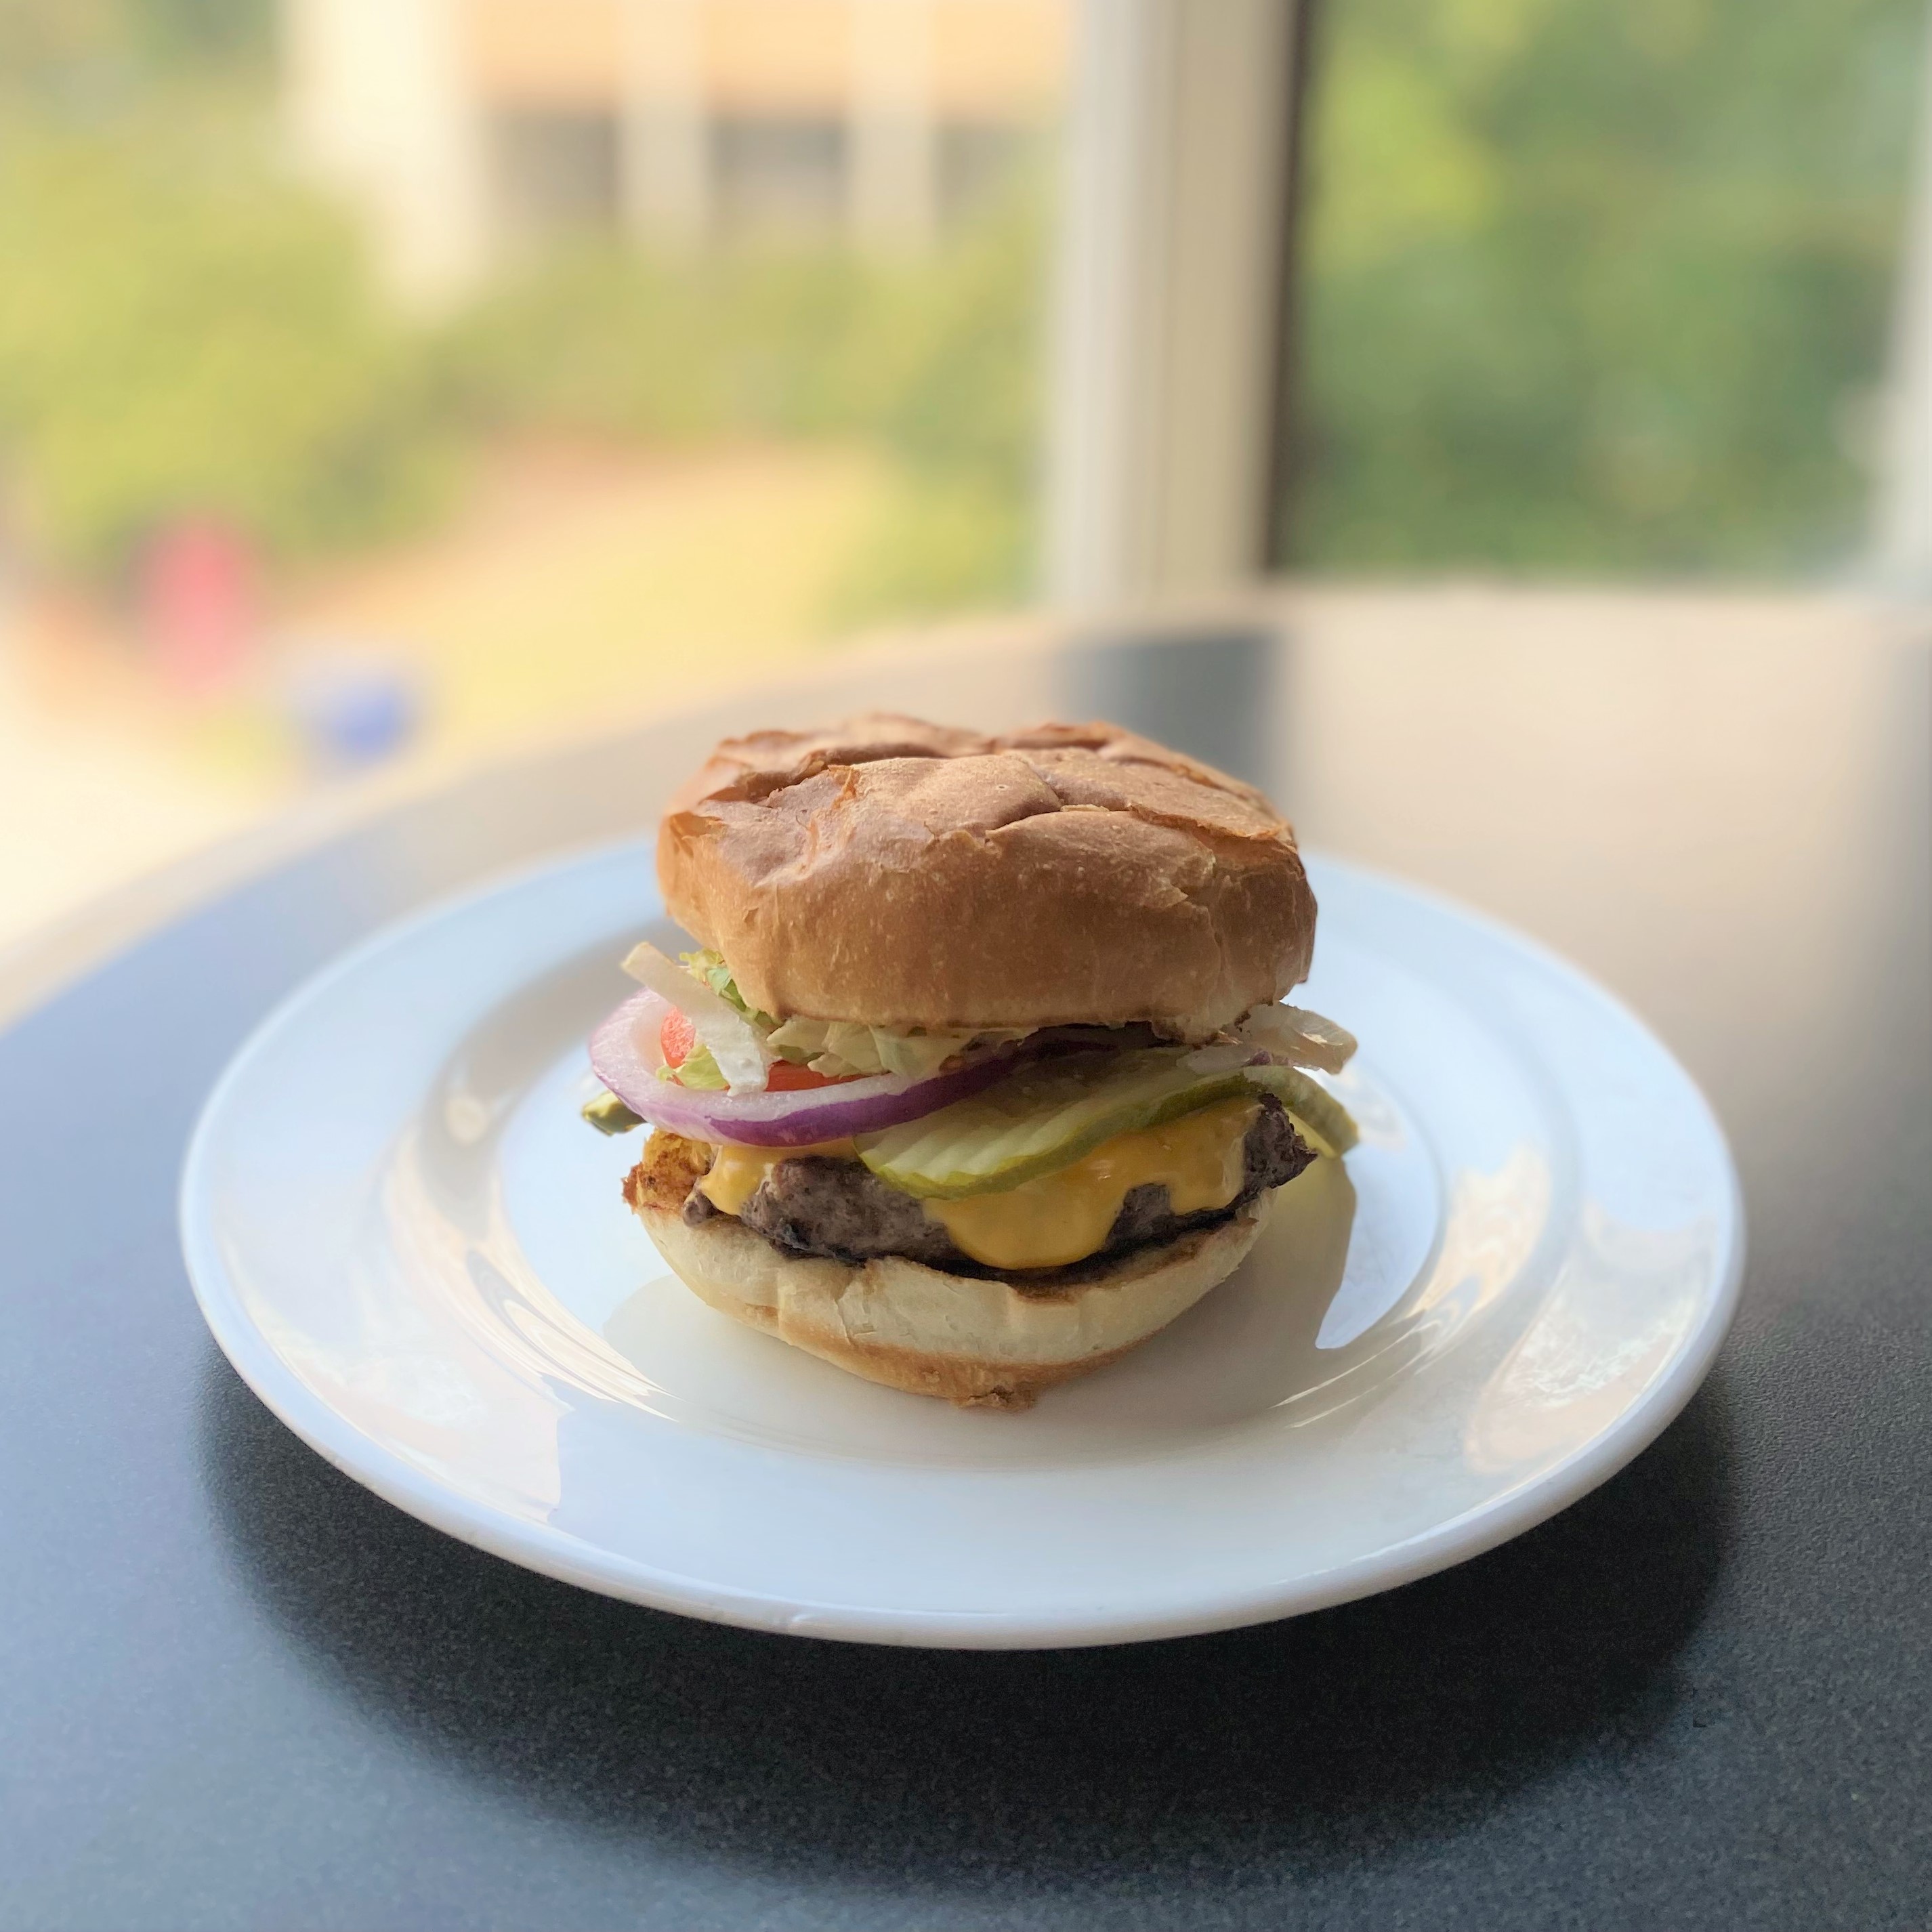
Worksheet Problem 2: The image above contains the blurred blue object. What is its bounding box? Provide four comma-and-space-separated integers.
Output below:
280, 646, 422, 771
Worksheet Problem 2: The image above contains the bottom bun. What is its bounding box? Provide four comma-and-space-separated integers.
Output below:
633, 1195, 1272, 1410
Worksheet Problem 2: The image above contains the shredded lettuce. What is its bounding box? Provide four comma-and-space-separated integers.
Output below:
683, 949, 776, 1030
657, 1042, 728, 1091
671, 948, 1026, 1084
764, 1014, 1006, 1080
622, 942, 772, 1093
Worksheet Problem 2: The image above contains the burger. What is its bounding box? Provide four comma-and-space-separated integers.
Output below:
583, 715, 1357, 1409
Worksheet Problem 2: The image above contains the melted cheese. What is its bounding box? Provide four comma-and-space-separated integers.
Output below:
929, 1098, 1257, 1269
694, 1100, 1257, 1272
698, 1138, 858, 1217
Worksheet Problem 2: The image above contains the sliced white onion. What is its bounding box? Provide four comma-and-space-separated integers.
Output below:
616, 988, 673, 1076
1234, 1003, 1358, 1073
621, 941, 772, 1093
764, 1012, 1020, 1081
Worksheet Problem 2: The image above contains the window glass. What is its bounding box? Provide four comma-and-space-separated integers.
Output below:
712, 118, 849, 233
0, 0, 1068, 948
494, 111, 625, 243
1285, 0, 1928, 574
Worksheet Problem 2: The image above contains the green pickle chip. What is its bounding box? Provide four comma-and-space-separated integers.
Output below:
854, 1048, 1356, 1200
581, 1090, 644, 1136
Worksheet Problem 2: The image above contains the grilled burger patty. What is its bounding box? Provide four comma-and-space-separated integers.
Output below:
652, 1094, 1312, 1282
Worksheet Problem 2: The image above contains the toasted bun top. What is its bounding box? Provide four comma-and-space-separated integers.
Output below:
656, 714, 1316, 1038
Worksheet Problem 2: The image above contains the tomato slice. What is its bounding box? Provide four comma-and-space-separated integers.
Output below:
659, 1009, 698, 1068
763, 1059, 859, 1091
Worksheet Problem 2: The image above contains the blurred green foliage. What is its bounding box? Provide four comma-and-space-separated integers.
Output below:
1, 0, 1923, 612
825, 186, 1043, 619
1286, 0, 1927, 573
0, 113, 452, 573
0, 0, 268, 74
0, 7, 1044, 619
0, 0, 449, 574
432, 178, 1046, 620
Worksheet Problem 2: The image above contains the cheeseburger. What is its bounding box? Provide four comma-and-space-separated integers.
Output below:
584, 715, 1357, 1408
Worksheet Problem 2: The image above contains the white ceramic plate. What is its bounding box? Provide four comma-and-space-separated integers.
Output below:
181, 844, 1742, 1648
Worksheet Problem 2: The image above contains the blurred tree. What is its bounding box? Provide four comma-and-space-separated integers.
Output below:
0, 0, 127, 86
1286, 0, 1927, 574
829, 177, 1047, 621
0, 118, 448, 574
0, 0, 1046, 621
434, 173, 1050, 622
0, 0, 1044, 619
132, 0, 273, 65
4, 0, 1920, 610
434, 248, 875, 445
0, 0, 445, 577
0, 0, 270, 95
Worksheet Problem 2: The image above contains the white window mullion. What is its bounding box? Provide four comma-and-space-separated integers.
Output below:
1047, 0, 1304, 606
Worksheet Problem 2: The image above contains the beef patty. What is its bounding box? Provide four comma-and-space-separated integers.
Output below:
660, 1095, 1311, 1282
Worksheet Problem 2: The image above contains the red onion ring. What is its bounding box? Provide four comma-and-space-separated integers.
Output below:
589, 988, 1023, 1146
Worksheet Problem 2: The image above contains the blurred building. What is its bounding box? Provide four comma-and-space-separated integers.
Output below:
285, 0, 1070, 306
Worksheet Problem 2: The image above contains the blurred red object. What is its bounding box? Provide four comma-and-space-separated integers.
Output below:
140, 520, 259, 692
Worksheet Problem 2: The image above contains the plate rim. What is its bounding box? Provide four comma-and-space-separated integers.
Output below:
179, 844, 1746, 1650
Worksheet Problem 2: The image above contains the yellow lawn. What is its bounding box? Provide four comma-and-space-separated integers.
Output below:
285, 440, 892, 758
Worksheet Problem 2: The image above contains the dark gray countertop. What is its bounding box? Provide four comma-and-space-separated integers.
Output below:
3, 598, 1928, 1930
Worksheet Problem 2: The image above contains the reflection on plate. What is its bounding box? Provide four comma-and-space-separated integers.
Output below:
181, 846, 1741, 1647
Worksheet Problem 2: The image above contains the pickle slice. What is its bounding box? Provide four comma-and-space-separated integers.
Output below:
854, 1051, 1243, 1198
581, 1090, 644, 1136
855, 1049, 1362, 1198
